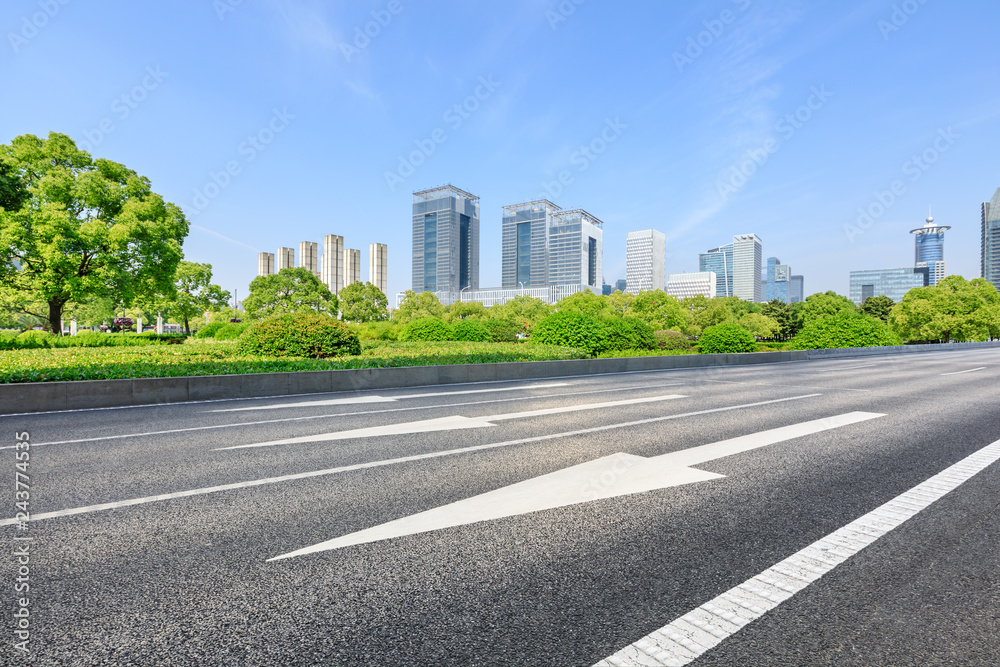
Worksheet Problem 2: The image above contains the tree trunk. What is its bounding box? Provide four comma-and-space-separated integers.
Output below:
183, 314, 190, 335
47, 299, 66, 335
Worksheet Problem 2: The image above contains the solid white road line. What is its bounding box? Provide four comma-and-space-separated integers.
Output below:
209, 383, 571, 412
268, 412, 884, 560
0, 394, 821, 527
940, 367, 987, 376
0, 383, 684, 450
594, 438, 1000, 667
218, 395, 688, 450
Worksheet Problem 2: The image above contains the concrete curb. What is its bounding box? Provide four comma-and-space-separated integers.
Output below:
1, 341, 997, 415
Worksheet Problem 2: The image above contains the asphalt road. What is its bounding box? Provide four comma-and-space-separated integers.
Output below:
2, 348, 999, 666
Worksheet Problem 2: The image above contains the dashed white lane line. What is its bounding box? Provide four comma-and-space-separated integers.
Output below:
0, 394, 820, 527
594, 438, 1000, 667
209, 382, 571, 411
940, 367, 987, 376
0, 383, 684, 450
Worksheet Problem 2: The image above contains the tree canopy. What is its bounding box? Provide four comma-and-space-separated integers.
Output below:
143, 261, 230, 333
243, 267, 337, 319
339, 281, 389, 323
485, 294, 553, 334
797, 291, 856, 324
0, 132, 189, 333
393, 290, 445, 323
859, 295, 895, 322
889, 276, 1000, 343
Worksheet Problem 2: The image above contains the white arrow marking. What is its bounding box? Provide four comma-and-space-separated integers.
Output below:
217, 394, 687, 451
268, 412, 884, 561
210, 382, 571, 412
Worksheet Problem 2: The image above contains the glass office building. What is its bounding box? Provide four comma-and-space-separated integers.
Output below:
548, 210, 603, 290
789, 275, 804, 303
412, 185, 480, 294
699, 244, 734, 298
625, 229, 666, 294
766, 257, 791, 303
983, 188, 1000, 291
849, 267, 929, 305
910, 216, 950, 286
732, 234, 763, 302
501, 200, 559, 288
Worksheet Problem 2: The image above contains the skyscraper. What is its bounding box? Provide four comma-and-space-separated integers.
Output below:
369, 243, 388, 294
625, 229, 666, 294
412, 185, 479, 293
344, 248, 361, 289
547, 209, 603, 290
276, 247, 295, 271
789, 275, 804, 303
910, 215, 950, 286
732, 234, 763, 302
766, 257, 791, 303
983, 188, 1000, 291
299, 241, 319, 277
699, 244, 733, 297
321, 235, 344, 295
502, 200, 559, 288
257, 252, 274, 277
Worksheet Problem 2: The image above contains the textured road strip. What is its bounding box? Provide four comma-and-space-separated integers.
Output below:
594, 438, 1000, 667
0, 394, 820, 526
0, 383, 684, 450
209, 382, 571, 412
940, 367, 987, 376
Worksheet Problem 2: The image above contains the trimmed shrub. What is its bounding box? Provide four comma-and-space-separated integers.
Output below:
484, 319, 518, 343
16, 330, 55, 349
655, 330, 691, 351
452, 319, 492, 342
531, 312, 606, 356
599, 317, 658, 353
353, 321, 402, 341
213, 323, 249, 341
196, 322, 226, 339
697, 323, 758, 354
787, 312, 899, 350
0, 331, 20, 350
400, 317, 454, 342
237, 313, 361, 358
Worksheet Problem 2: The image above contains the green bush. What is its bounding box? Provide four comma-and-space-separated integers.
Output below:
484, 319, 518, 343
532, 312, 606, 356
787, 312, 899, 350
452, 319, 492, 342
599, 317, 658, 353
16, 330, 55, 349
237, 313, 361, 358
697, 323, 758, 354
655, 330, 691, 351
196, 322, 226, 339
0, 331, 20, 350
400, 317, 454, 342
353, 321, 401, 341
213, 323, 248, 341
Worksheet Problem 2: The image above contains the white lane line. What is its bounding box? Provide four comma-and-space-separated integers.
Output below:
813, 364, 879, 373
218, 395, 688, 450
209, 383, 571, 412
269, 412, 884, 560
0, 383, 685, 450
940, 367, 987, 376
0, 394, 821, 527
594, 439, 1000, 667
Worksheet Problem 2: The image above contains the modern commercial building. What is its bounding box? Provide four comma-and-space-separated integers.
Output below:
344, 248, 361, 289
369, 243, 388, 294
667, 271, 717, 299
765, 257, 791, 303
983, 188, 1000, 291
911, 215, 950, 286
321, 235, 344, 295
849, 267, 929, 305
548, 209, 603, 290
625, 229, 666, 294
412, 185, 480, 294
395, 283, 595, 309
732, 234, 763, 302
789, 275, 805, 303
299, 241, 319, 277
699, 244, 733, 298
257, 252, 274, 277
602, 284, 614, 296
615, 278, 627, 292
276, 247, 295, 271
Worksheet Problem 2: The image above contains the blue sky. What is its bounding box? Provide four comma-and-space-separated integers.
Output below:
3, 0, 999, 302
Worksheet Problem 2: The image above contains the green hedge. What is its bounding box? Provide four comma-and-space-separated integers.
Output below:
600, 316, 657, 353
787, 312, 899, 350
213, 323, 249, 340
400, 317, 454, 342
697, 323, 758, 354
0, 330, 159, 350
655, 330, 691, 351
484, 320, 518, 343
237, 313, 361, 358
452, 319, 492, 342
196, 322, 226, 339
532, 312, 606, 356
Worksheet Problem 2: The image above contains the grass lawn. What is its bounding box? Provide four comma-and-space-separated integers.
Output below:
0, 339, 589, 384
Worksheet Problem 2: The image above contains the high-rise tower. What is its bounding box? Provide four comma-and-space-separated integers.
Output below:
625, 229, 666, 294
412, 185, 480, 294
910, 213, 950, 286
983, 189, 1000, 291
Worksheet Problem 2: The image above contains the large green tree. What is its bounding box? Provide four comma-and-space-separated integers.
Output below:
760, 299, 800, 340
486, 294, 553, 335
554, 290, 606, 317
392, 290, 445, 323
0, 133, 188, 333
859, 295, 895, 323
0, 159, 29, 212
144, 261, 230, 333
243, 267, 337, 319
889, 276, 1000, 343
339, 281, 389, 323
629, 290, 692, 332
